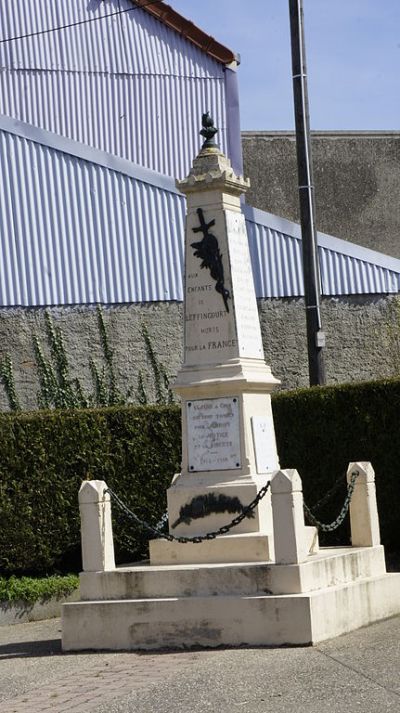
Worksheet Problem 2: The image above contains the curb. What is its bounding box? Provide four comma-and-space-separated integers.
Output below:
0, 588, 80, 626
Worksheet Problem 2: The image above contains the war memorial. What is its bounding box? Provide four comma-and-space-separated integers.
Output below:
62, 117, 400, 650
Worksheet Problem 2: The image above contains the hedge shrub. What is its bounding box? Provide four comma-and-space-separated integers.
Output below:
272, 377, 400, 551
1, 378, 399, 576
0, 405, 181, 575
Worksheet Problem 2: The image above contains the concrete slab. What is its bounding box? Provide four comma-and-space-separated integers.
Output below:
0, 590, 79, 627
62, 569, 400, 650
149, 531, 271, 565
79, 546, 386, 600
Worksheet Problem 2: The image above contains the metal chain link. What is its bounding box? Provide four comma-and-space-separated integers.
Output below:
107, 470, 358, 542
303, 470, 359, 532
307, 471, 347, 512
106, 481, 271, 544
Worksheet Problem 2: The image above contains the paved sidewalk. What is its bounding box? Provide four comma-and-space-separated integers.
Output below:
0, 616, 399, 713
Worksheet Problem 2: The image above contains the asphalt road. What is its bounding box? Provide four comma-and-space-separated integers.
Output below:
0, 616, 399, 713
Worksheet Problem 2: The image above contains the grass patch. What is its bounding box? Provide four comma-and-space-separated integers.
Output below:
0, 574, 79, 603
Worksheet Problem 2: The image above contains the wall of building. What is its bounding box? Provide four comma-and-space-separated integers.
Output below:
1, 296, 399, 412
0, 0, 230, 179
242, 132, 400, 259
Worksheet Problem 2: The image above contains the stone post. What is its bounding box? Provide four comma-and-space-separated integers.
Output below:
347, 462, 380, 547
271, 470, 319, 564
79, 480, 115, 572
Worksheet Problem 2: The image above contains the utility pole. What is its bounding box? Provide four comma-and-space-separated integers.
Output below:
288, 0, 326, 385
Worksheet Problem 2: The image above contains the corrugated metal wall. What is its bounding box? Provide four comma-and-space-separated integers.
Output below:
244, 207, 400, 298
0, 119, 399, 307
0, 0, 228, 178
0, 122, 185, 305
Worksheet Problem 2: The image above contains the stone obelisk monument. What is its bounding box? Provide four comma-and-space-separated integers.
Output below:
62, 116, 400, 651
150, 115, 280, 565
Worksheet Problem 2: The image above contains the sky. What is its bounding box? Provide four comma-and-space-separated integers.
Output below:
170, 0, 400, 131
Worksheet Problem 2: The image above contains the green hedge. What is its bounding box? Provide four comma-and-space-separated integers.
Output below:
1, 378, 399, 576
0, 405, 181, 575
272, 377, 400, 551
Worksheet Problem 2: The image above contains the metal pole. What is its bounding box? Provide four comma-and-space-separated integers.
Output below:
288, 0, 326, 385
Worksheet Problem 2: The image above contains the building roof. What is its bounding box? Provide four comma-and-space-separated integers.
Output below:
132, 0, 238, 65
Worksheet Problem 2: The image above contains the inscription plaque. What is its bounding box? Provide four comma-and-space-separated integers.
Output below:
226, 210, 264, 359
251, 416, 279, 473
187, 397, 241, 472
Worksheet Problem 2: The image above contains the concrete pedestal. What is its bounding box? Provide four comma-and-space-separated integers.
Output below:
62, 546, 400, 650
149, 532, 272, 565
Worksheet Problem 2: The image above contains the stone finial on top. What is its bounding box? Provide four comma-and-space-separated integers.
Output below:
176, 112, 249, 197
200, 112, 218, 149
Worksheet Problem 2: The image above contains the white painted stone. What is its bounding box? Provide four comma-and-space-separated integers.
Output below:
79, 561, 273, 601
62, 593, 314, 650
164, 476, 272, 539
271, 470, 319, 564
149, 532, 271, 566
271, 545, 387, 594
183, 207, 236, 368
252, 416, 279, 474
79, 546, 386, 601
79, 480, 115, 572
63, 141, 398, 655
347, 462, 381, 547
224, 209, 264, 359
62, 568, 400, 650
307, 574, 400, 644
163, 141, 280, 547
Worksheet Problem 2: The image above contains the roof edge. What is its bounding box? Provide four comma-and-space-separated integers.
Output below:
132, 0, 237, 65
242, 130, 400, 138
244, 204, 400, 273
3, 113, 399, 277
0, 114, 182, 196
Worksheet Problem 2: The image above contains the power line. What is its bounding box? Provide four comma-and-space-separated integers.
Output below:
0, 0, 164, 46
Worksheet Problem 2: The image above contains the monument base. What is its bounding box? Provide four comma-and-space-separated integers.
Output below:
62, 546, 400, 650
149, 532, 272, 565
165, 474, 275, 539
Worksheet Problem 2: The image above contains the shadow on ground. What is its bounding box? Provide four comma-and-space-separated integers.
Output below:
0, 638, 61, 659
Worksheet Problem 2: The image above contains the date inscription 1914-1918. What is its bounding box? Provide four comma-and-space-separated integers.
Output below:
191, 207, 230, 312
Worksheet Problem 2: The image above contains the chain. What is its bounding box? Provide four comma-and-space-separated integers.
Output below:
107, 470, 357, 542
307, 471, 347, 512
155, 511, 169, 531
303, 470, 359, 532
105, 481, 271, 544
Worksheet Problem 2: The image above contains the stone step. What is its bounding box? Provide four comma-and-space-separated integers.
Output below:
149, 531, 272, 565
80, 546, 387, 601
62, 571, 400, 650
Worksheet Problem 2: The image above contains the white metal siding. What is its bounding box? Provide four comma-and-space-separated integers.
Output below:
0, 119, 399, 308
0, 70, 227, 179
0, 0, 224, 76
244, 206, 400, 298
0, 0, 228, 178
0, 125, 185, 305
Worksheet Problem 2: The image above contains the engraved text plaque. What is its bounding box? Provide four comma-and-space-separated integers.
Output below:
187, 397, 241, 472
